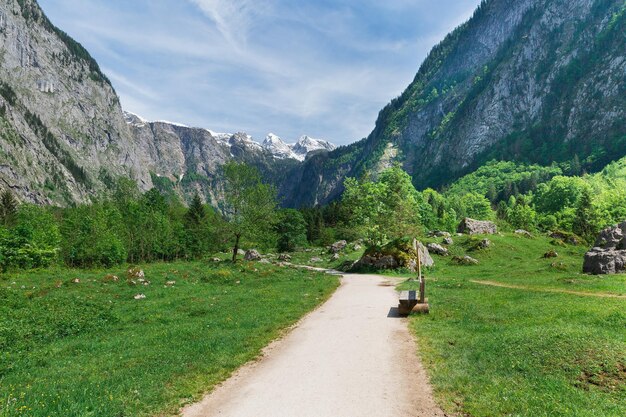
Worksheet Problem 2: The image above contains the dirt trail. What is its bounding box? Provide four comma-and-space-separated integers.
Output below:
471, 280, 626, 299
182, 273, 445, 417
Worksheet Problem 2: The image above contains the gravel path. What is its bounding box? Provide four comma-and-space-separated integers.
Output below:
470, 280, 626, 299
182, 273, 445, 417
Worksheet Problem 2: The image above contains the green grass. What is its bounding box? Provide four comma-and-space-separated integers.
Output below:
400, 233, 625, 417
0, 261, 339, 416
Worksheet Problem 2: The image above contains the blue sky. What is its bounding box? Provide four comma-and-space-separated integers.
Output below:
38, 0, 481, 145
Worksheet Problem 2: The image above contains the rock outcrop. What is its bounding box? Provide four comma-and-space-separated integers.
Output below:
0, 0, 148, 204
457, 218, 498, 235
244, 249, 262, 261
583, 222, 626, 275
427, 243, 449, 256
329, 240, 348, 254
354, 238, 433, 272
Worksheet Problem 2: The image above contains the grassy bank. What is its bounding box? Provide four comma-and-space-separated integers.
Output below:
0, 261, 339, 416
401, 234, 625, 416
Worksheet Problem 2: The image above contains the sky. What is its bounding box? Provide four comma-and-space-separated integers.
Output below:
38, 0, 482, 145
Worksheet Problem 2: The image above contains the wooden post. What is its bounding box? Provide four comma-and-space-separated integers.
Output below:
419, 275, 425, 304
413, 238, 422, 281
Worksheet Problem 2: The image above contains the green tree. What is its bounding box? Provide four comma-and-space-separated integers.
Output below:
459, 192, 494, 220
572, 188, 598, 242
534, 176, 586, 214
222, 162, 277, 262
507, 200, 537, 231
184, 193, 209, 258
61, 202, 126, 267
0, 189, 18, 227
276, 209, 307, 252
0, 204, 61, 270
342, 166, 422, 245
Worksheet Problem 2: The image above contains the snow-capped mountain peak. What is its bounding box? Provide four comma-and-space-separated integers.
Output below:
123, 112, 335, 161
292, 135, 337, 158
262, 133, 299, 160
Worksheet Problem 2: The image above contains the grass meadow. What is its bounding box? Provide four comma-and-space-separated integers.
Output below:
0, 260, 339, 416
401, 234, 625, 416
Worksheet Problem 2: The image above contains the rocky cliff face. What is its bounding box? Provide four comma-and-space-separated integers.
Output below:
0, 0, 150, 204
124, 112, 333, 206
286, 0, 626, 206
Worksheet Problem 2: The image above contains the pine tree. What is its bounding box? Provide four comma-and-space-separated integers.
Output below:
185, 193, 206, 225
573, 188, 596, 242
570, 154, 582, 176
0, 189, 18, 227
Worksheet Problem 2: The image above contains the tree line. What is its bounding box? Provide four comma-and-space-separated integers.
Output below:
0, 162, 308, 271
3, 157, 625, 272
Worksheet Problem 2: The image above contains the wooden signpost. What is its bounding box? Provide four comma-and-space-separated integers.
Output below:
398, 239, 430, 315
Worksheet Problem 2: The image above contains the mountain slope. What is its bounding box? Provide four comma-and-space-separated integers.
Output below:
0, 0, 150, 204
285, 0, 626, 206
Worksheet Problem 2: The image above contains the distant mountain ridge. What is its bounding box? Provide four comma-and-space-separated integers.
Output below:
124, 111, 335, 163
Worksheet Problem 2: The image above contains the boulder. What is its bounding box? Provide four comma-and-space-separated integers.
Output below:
330, 240, 348, 254
330, 253, 340, 261
583, 248, 626, 275
127, 267, 145, 279
102, 274, 119, 283
593, 221, 626, 249
478, 239, 492, 249
543, 250, 558, 258
429, 230, 452, 238
310, 257, 323, 263
354, 238, 433, 272
583, 221, 626, 274
515, 229, 532, 238
427, 243, 449, 256
442, 237, 454, 245
457, 218, 497, 235
278, 253, 292, 262
452, 255, 479, 265
237, 249, 246, 256
549, 231, 581, 245
244, 249, 262, 261
352, 244, 362, 251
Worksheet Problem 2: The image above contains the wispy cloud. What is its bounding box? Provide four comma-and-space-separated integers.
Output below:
38, 0, 482, 145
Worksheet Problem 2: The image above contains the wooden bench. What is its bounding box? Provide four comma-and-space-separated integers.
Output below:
398, 290, 420, 315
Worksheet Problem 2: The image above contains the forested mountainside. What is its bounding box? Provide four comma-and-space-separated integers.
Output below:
283, 0, 626, 207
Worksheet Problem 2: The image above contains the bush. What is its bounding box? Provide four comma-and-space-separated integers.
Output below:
0, 205, 60, 270
61, 203, 127, 268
